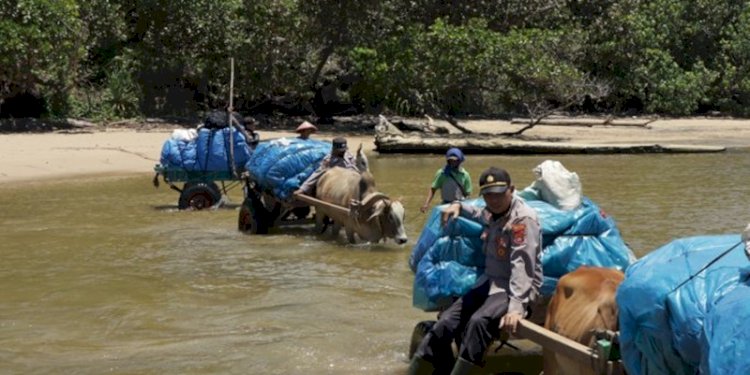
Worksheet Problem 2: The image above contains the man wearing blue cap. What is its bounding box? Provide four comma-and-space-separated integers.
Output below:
409, 166, 543, 375
420, 148, 473, 213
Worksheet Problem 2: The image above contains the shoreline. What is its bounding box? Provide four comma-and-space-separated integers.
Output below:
0, 129, 377, 184
2, 117, 750, 184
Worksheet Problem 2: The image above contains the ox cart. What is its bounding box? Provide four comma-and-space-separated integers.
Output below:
237, 173, 350, 234
407, 313, 624, 375
153, 164, 244, 210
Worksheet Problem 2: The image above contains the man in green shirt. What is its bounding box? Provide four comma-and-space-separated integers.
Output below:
420, 148, 472, 213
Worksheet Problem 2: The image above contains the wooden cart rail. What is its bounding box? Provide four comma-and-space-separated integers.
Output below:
292, 193, 350, 217
153, 164, 243, 210
154, 164, 239, 183
516, 319, 624, 375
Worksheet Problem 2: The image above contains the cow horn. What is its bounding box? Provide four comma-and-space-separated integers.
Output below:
360, 192, 389, 214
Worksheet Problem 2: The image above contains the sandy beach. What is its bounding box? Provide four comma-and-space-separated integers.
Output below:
2, 117, 750, 184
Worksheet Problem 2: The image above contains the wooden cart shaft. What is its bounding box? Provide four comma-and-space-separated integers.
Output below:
516, 319, 624, 375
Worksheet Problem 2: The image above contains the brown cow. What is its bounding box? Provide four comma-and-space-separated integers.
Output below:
315, 167, 407, 244
543, 266, 624, 375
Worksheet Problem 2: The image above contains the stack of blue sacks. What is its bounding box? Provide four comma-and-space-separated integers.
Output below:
617, 234, 750, 375
160, 128, 253, 173
409, 195, 635, 311
245, 138, 331, 200
159, 111, 256, 173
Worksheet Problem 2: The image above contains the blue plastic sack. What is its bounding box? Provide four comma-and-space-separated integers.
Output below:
160, 138, 197, 170
194, 127, 252, 171
160, 127, 251, 172
245, 138, 331, 200
412, 213, 486, 311
410, 196, 634, 311
703, 268, 750, 375
617, 235, 749, 375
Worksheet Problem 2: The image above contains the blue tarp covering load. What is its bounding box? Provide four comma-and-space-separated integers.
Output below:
704, 268, 750, 375
410, 195, 635, 311
245, 137, 331, 200
160, 127, 252, 172
617, 235, 750, 375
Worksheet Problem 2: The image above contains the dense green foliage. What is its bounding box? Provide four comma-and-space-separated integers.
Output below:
2, 0, 750, 119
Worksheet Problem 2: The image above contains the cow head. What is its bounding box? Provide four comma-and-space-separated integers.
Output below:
356, 143, 369, 173
381, 200, 407, 244
361, 193, 407, 244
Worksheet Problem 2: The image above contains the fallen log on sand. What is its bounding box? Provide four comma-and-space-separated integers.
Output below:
374, 134, 726, 154
510, 117, 654, 128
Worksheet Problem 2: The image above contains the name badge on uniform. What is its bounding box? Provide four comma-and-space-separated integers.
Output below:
512, 223, 526, 246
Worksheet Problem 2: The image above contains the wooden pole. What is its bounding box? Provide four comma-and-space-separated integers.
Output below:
293, 193, 350, 217
229, 57, 235, 111
227, 58, 237, 178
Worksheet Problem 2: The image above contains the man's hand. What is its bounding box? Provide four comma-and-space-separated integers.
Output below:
499, 312, 523, 334
440, 202, 461, 226
420, 204, 429, 214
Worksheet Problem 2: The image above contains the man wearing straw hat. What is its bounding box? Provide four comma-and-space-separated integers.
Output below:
296, 121, 318, 140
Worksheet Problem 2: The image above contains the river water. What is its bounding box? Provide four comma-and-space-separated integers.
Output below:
2, 151, 749, 374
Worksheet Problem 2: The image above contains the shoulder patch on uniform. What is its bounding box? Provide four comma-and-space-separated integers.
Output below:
512, 223, 526, 246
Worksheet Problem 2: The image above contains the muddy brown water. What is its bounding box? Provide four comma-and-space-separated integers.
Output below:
2, 151, 749, 374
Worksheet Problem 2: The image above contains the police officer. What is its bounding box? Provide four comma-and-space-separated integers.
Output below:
294, 137, 359, 196
409, 167, 543, 375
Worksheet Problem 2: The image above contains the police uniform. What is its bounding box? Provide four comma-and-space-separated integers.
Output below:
411, 167, 543, 374
297, 138, 359, 195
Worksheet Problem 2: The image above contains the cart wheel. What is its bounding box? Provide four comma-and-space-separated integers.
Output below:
408, 320, 436, 359
238, 197, 269, 234
178, 182, 221, 210
292, 206, 311, 219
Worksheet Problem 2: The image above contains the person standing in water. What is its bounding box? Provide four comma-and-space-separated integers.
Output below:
420, 147, 472, 213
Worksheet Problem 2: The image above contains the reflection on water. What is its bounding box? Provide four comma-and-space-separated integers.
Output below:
1, 151, 749, 374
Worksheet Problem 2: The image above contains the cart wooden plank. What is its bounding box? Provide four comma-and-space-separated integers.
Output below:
516, 319, 598, 365
292, 193, 350, 217
515, 319, 625, 375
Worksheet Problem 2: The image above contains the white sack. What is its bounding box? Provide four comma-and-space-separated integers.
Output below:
171, 128, 197, 142
526, 160, 582, 210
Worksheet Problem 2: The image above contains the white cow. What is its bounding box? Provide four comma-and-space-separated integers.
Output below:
315, 167, 407, 244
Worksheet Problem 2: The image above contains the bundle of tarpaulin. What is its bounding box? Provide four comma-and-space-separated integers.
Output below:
409, 194, 636, 311
617, 234, 750, 375
159, 112, 253, 173
244, 137, 331, 200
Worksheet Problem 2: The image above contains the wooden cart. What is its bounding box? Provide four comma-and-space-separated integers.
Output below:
237, 173, 350, 234
407, 317, 623, 374
153, 164, 244, 210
